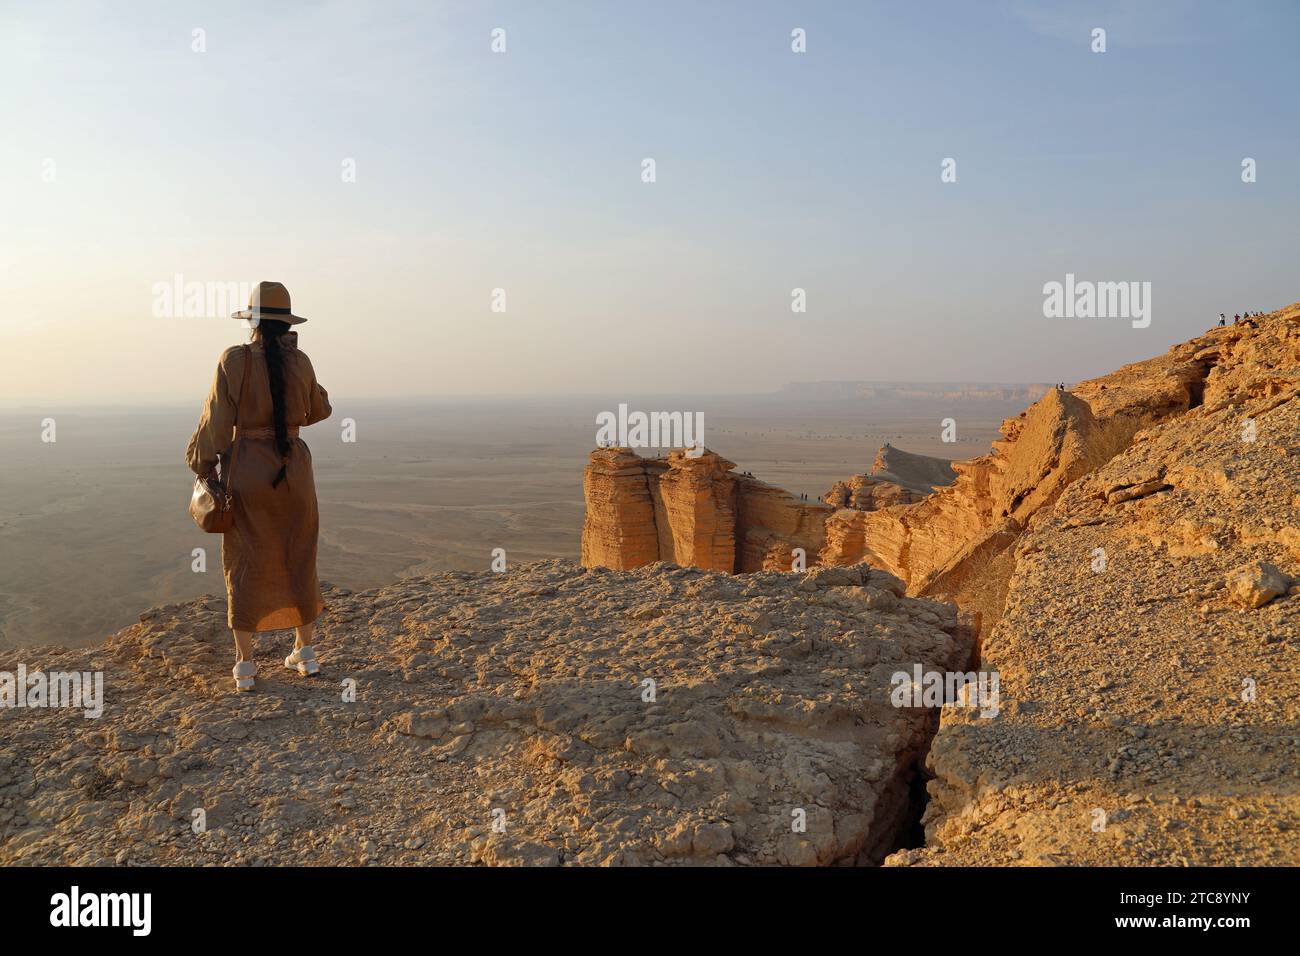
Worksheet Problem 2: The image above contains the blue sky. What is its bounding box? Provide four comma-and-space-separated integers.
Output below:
1, 0, 1297, 403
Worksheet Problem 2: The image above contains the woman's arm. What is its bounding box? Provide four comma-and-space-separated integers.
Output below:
185, 348, 241, 475
304, 354, 332, 426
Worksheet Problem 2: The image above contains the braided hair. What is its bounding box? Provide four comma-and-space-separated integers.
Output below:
251, 318, 293, 487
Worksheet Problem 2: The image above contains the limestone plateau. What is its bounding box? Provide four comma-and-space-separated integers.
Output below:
2, 306, 1298, 867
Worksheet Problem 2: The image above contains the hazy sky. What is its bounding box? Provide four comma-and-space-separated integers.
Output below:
1, 0, 1297, 405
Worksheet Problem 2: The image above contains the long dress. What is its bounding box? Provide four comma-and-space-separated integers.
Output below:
186, 333, 332, 631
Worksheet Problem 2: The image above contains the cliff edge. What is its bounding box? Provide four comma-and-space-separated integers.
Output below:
1, 562, 971, 866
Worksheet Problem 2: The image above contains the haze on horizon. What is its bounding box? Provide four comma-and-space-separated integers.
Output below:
2, 0, 1297, 406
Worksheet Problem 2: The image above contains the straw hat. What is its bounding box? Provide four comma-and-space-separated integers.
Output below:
231, 281, 307, 325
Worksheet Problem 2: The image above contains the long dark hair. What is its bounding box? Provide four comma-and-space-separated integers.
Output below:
251, 318, 292, 488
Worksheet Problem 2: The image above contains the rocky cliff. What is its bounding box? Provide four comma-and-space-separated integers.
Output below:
579, 449, 661, 570
824, 308, 1299, 642
870, 444, 957, 494
587, 309, 1296, 648
822, 474, 923, 512
573, 305, 1300, 865
821, 443, 956, 514
581, 448, 832, 573
891, 307, 1300, 865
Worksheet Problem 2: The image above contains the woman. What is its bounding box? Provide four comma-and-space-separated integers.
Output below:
186, 281, 332, 692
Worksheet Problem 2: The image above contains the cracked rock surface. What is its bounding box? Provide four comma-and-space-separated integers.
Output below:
1, 561, 969, 866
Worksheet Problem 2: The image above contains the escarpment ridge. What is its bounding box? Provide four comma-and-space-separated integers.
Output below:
574, 304, 1300, 865
2, 306, 1296, 868
899, 307, 1300, 866
585, 305, 1300, 645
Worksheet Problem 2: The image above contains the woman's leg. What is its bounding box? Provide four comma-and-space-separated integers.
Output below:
233, 629, 254, 662
294, 621, 314, 650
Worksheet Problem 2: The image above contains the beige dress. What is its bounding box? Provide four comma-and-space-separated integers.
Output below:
186, 333, 332, 631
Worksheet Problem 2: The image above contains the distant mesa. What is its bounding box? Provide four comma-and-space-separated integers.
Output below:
777, 381, 1054, 403
868, 443, 956, 495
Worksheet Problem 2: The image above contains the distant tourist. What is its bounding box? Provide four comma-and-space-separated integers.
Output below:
1218, 314, 1226, 327
187, 281, 332, 693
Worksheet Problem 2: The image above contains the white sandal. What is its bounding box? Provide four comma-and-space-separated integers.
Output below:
233, 660, 257, 692
285, 645, 320, 677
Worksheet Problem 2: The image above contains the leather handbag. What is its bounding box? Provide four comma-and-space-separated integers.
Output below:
189, 345, 252, 533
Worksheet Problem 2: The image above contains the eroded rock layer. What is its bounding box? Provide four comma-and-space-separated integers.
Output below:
870, 444, 957, 494
580, 450, 660, 570
823, 309, 1299, 640
822, 475, 924, 512
889, 309, 1300, 865
582, 448, 831, 574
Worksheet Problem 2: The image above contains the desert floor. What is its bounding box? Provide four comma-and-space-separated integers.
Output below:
0, 393, 1022, 649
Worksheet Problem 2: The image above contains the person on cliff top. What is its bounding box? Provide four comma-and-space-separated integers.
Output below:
186, 282, 333, 693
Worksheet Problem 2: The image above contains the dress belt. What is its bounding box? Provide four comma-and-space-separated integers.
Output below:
237, 426, 300, 439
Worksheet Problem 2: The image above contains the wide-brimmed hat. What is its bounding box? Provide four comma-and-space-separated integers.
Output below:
231, 281, 307, 325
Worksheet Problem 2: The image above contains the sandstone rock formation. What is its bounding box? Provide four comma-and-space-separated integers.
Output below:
886, 305, 1300, 866
823, 474, 923, 512
734, 480, 831, 572
822, 445, 955, 516
825, 307, 1300, 641
650, 449, 738, 570
586, 309, 1298, 654
573, 305, 1300, 866
582, 448, 832, 573
580, 449, 661, 570
0, 562, 972, 867
870, 444, 957, 494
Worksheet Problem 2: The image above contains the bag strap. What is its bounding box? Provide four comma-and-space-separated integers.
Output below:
223, 345, 253, 502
